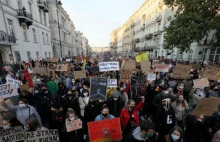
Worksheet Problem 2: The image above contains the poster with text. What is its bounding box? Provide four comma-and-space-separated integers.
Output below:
193, 78, 209, 88
120, 70, 132, 83
6, 77, 21, 89
202, 66, 220, 81
153, 64, 170, 72
0, 126, 24, 142
88, 118, 122, 142
99, 62, 120, 72
90, 77, 107, 100
107, 79, 117, 88
66, 119, 83, 132
141, 60, 150, 74
0, 84, 19, 98
74, 71, 87, 79
172, 64, 192, 79
147, 73, 156, 81
130, 75, 147, 98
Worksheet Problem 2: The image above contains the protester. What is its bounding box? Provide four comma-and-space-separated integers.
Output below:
2, 115, 22, 129
95, 105, 115, 121
107, 91, 124, 117
78, 89, 90, 117
46, 77, 58, 95
0, 98, 14, 127
24, 116, 47, 131
212, 130, 220, 142
167, 126, 183, 142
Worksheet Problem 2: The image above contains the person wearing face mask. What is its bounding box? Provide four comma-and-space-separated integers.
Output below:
120, 98, 145, 141
2, 116, 22, 129
66, 74, 73, 90
167, 126, 183, 142
107, 91, 124, 117
24, 116, 47, 132
119, 88, 128, 106
95, 105, 115, 121
207, 85, 219, 98
0, 98, 42, 126
188, 88, 204, 109
126, 119, 156, 142
78, 89, 90, 117
0, 98, 14, 128
65, 108, 84, 142
57, 82, 68, 98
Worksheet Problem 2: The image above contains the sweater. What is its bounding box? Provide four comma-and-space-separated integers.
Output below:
46, 81, 58, 95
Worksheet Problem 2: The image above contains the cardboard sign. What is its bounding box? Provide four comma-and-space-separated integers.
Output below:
99, 62, 120, 72
192, 64, 200, 70
88, 118, 122, 142
90, 77, 107, 100
0, 126, 24, 142
48, 58, 59, 62
19, 84, 30, 91
35, 62, 41, 68
66, 119, 83, 132
56, 64, 68, 72
24, 129, 59, 142
74, 71, 86, 79
153, 64, 170, 72
107, 79, 117, 88
0, 84, 19, 98
152, 60, 159, 65
124, 60, 136, 70
76, 56, 82, 63
90, 66, 99, 73
147, 73, 156, 81
202, 66, 220, 80
191, 98, 220, 116
141, 60, 150, 74
48, 63, 56, 70
6, 77, 21, 89
66, 59, 71, 62
130, 75, 147, 98
193, 78, 209, 88
120, 70, 132, 83
32, 68, 48, 74
172, 64, 192, 79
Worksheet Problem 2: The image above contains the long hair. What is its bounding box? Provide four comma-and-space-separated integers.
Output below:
25, 116, 41, 131
175, 95, 187, 107
168, 126, 183, 142
125, 99, 135, 111
66, 108, 78, 120
212, 130, 220, 142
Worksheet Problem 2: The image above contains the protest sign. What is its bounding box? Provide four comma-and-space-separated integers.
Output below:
24, 129, 59, 142
147, 73, 156, 81
90, 77, 107, 100
48, 63, 56, 70
107, 79, 117, 88
141, 60, 150, 74
202, 66, 220, 80
0, 126, 24, 142
47, 58, 59, 62
74, 71, 87, 79
120, 69, 132, 83
191, 98, 220, 116
192, 64, 200, 70
130, 75, 147, 98
66, 59, 71, 62
124, 60, 136, 70
99, 62, 120, 72
23, 70, 34, 88
35, 62, 41, 68
90, 58, 94, 64
0, 84, 19, 98
88, 118, 122, 142
90, 66, 99, 73
193, 78, 209, 88
153, 64, 169, 72
152, 60, 159, 65
6, 77, 21, 89
172, 64, 192, 79
76, 56, 82, 63
56, 64, 68, 72
19, 84, 29, 91
66, 119, 83, 132
32, 67, 47, 74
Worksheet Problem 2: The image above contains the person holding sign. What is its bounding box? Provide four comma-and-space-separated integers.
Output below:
24, 116, 47, 131
95, 105, 115, 121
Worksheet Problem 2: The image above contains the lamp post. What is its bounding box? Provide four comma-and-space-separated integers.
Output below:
56, 0, 62, 58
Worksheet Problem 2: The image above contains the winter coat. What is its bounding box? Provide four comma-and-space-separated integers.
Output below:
107, 97, 124, 117
78, 96, 89, 117
63, 96, 80, 116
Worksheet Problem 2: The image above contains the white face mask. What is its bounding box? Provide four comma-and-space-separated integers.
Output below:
164, 91, 169, 94
113, 98, 118, 101
3, 125, 10, 129
34, 90, 39, 94
19, 104, 26, 107
70, 117, 75, 121
171, 134, 180, 141
83, 93, 88, 97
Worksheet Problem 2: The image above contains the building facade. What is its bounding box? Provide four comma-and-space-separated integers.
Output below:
81, 35, 89, 56
0, 0, 53, 63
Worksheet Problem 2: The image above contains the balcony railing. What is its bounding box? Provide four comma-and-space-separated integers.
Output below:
0, 30, 16, 44
37, 0, 49, 13
145, 34, 153, 40
134, 38, 140, 43
17, 8, 33, 28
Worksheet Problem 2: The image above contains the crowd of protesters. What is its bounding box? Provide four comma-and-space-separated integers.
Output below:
0, 58, 220, 142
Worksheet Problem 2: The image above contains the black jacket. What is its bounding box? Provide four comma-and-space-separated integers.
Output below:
107, 97, 124, 117
63, 96, 80, 116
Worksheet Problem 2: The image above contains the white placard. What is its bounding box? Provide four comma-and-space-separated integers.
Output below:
0, 126, 24, 142
153, 65, 170, 72
99, 62, 120, 72
108, 79, 117, 88
66, 59, 71, 62
6, 77, 21, 89
147, 73, 156, 81
0, 84, 19, 98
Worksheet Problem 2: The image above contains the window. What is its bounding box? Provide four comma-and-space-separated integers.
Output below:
42, 32, 45, 44
28, 2, 32, 14
45, 52, 47, 58
7, 19, 14, 36
63, 32, 66, 42
61, 16, 65, 28
49, 52, 51, 58
17, 0, 22, 9
32, 28, 37, 42
39, 10, 42, 23
36, 51, 39, 60
14, 51, 21, 62
46, 33, 49, 44
27, 51, 31, 61
22, 24, 28, 40
44, 13, 46, 26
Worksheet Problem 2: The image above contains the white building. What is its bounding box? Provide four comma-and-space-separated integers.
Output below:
0, 0, 53, 63
75, 31, 82, 56
81, 35, 89, 56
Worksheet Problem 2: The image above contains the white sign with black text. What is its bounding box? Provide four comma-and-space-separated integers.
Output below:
147, 73, 156, 81
99, 62, 120, 72
107, 79, 117, 88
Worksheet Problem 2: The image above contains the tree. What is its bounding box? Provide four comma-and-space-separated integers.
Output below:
164, 0, 220, 51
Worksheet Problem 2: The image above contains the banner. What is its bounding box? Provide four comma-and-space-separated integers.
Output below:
55, 64, 68, 72
66, 119, 83, 132
172, 64, 192, 79
88, 118, 122, 142
0, 126, 24, 142
193, 78, 209, 88
192, 64, 200, 70
120, 70, 132, 83
99, 62, 120, 72
24, 129, 59, 142
23, 70, 34, 88
191, 98, 220, 116
153, 64, 169, 72
130, 75, 147, 98
6, 77, 21, 89
74, 71, 87, 79
141, 60, 150, 74
147, 73, 156, 81
202, 66, 220, 81
90, 77, 107, 100
107, 79, 117, 88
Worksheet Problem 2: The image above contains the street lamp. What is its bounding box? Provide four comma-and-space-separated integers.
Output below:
56, 0, 62, 58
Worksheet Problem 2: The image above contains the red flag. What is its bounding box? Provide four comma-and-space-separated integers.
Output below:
23, 70, 34, 88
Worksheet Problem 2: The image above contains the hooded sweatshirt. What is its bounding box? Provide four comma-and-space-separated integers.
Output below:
2, 103, 42, 126
126, 127, 148, 142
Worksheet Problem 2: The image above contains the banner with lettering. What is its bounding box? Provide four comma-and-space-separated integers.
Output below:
0, 126, 24, 142
107, 79, 117, 88
99, 62, 120, 72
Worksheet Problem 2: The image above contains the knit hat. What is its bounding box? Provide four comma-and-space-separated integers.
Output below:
112, 91, 120, 98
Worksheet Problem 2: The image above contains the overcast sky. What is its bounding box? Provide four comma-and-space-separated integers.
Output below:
61, 0, 145, 47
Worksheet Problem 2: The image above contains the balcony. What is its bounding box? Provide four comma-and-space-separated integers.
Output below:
0, 30, 16, 44
17, 8, 33, 28
37, 0, 49, 13
153, 30, 162, 36
145, 34, 153, 40
134, 38, 140, 43
156, 15, 162, 22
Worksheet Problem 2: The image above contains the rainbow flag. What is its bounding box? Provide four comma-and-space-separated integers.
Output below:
121, 59, 126, 69
82, 57, 87, 70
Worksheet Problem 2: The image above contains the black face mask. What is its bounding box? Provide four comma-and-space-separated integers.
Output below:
90, 102, 95, 105
102, 113, 108, 117
214, 89, 218, 92
42, 89, 47, 93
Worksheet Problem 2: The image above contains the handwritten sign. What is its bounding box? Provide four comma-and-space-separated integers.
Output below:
32, 68, 48, 74
88, 118, 122, 142
0, 84, 19, 98
24, 129, 59, 142
192, 64, 200, 70
107, 79, 117, 88
124, 60, 136, 70
76, 56, 82, 63
55, 64, 68, 72
152, 60, 159, 65
0, 126, 24, 142
6, 77, 21, 89
147, 73, 156, 81
172, 64, 192, 79
191, 98, 220, 116
120, 70, 132, 83
74, 71, 87, 79
66, 119, 83, 132
90, 77, 107, 100
202, 66, 220, 80
141, 60, 150, 74
99, 62, 120, 72
153, 64, 169, 72
19, 84, 29, 91
193, 78, 209, 88
130, 75, 147, 98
